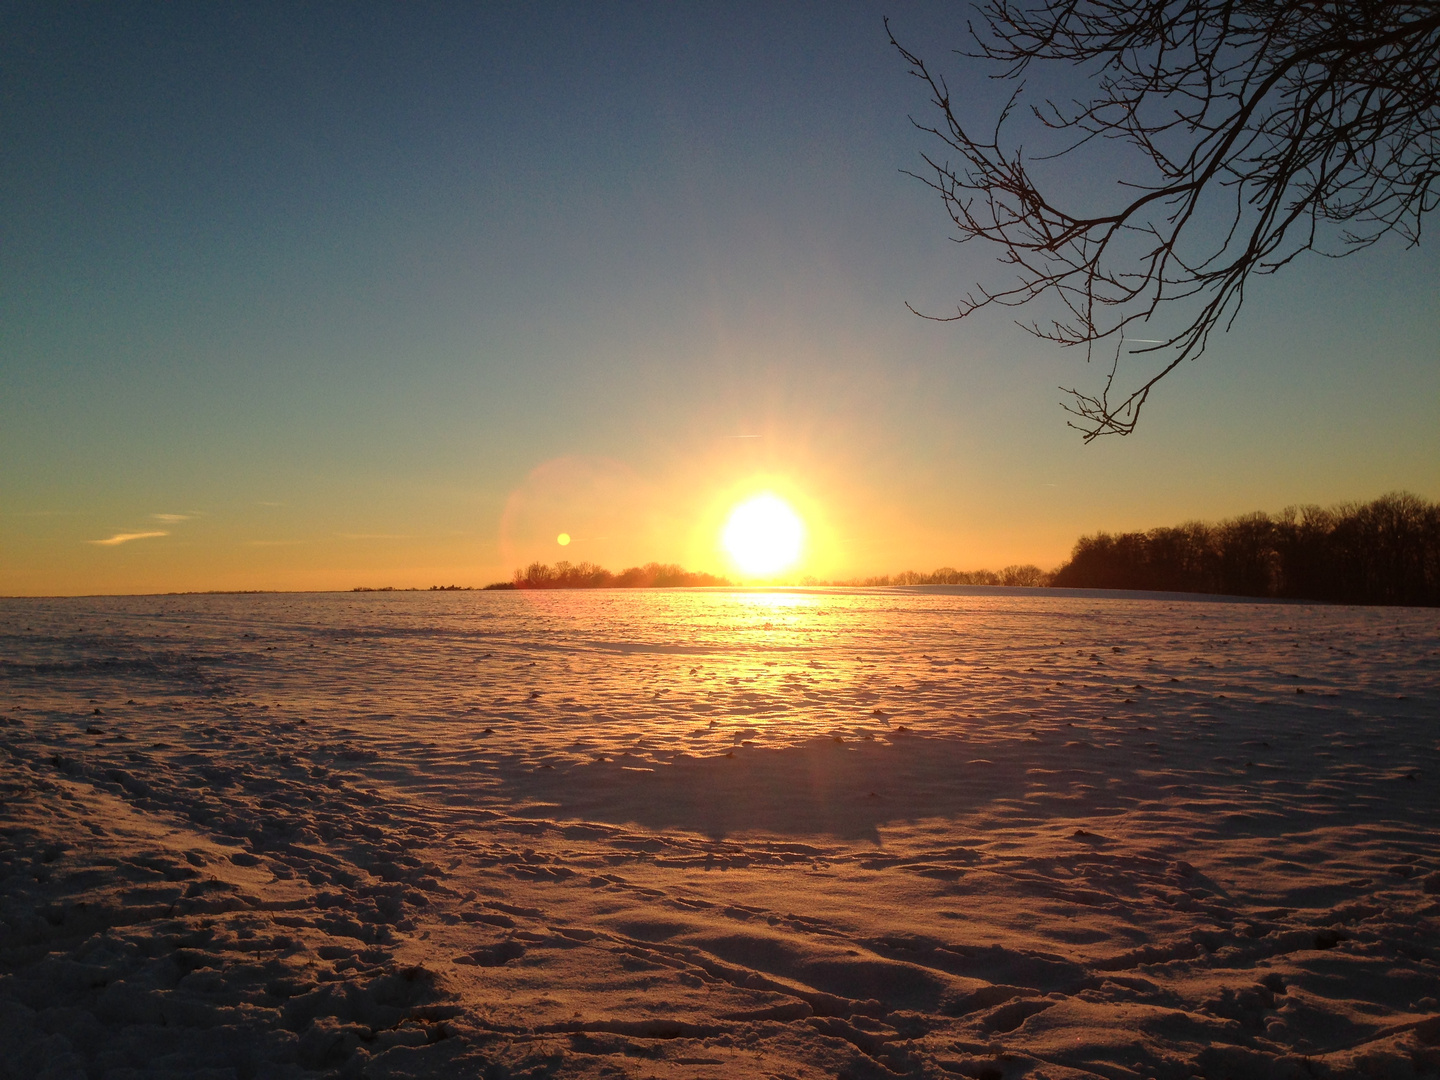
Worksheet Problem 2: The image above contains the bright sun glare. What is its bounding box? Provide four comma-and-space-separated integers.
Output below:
722, 493, 804, 577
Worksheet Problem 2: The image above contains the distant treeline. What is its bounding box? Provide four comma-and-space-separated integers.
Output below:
487, 560, 731, 590
488, 561, 1051, 590
475, 492, 1438, 604
1051, 492, 1440, 606
819, 565, 1049, 588
352, 585, 473, 592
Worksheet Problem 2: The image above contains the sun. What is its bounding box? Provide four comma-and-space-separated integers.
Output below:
722, 493, 805, 577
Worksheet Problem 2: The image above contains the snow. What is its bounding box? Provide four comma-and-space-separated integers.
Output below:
2, 588, 1438, 1078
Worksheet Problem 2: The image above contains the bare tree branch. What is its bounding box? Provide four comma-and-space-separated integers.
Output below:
890, 2, 1440, 439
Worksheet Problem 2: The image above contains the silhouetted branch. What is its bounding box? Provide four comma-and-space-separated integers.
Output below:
890, 2, 1440, 438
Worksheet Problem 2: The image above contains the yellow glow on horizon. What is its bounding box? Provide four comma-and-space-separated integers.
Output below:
721, 493, 805, 577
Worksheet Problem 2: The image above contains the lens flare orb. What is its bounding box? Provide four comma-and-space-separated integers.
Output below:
722, 494, 804, 577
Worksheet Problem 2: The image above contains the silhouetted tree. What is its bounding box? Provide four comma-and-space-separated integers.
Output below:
890, 3, 1440, 438
507, 561, 729, 590
1141, 522, 1218, 592
1000, 563, 1047, 586
1216, 513, 1278, 596
1052, 492, 1440, 604
1272, 503, 1336, 600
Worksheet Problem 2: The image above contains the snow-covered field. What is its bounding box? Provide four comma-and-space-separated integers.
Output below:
2, 588, 1438, 1079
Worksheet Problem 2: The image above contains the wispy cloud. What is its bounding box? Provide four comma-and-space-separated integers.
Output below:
89, 531, 169, 546
152, 513, 192, 523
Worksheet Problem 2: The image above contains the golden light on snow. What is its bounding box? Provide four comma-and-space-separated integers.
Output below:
556, 533, 571, 546
721, 493, 805, 577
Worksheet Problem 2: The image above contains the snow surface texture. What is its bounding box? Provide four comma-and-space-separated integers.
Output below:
1, 588, 1438, 1080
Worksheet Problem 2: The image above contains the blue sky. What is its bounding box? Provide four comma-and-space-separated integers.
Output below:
3, 2, 1437, 594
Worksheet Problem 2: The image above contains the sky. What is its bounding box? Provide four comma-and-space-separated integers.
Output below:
3, 1, 1437, 595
